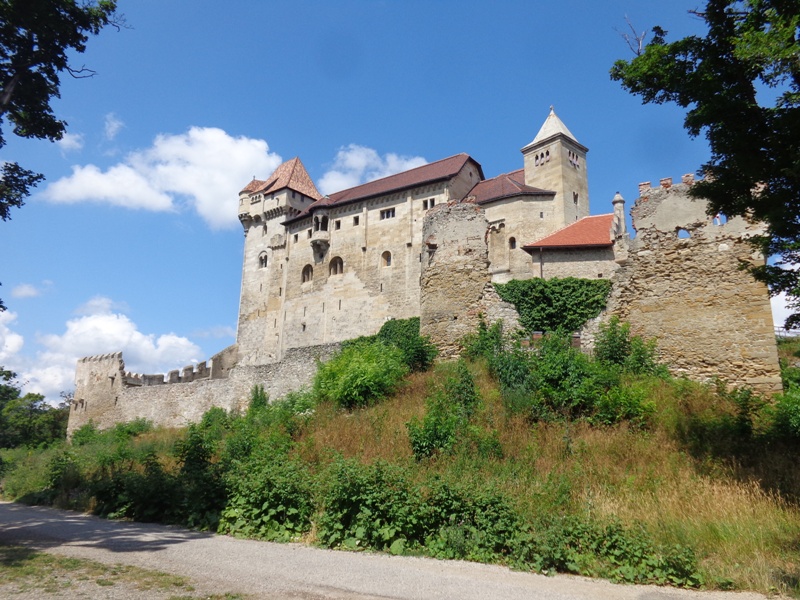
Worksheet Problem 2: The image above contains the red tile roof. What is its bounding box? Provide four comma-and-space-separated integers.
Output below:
243, 157, 322, 200
523, 214, 615, 250
467, 169, 554, 204
284, 153, 483, 224
240, 178, 266, 194
327, 153, 480, 205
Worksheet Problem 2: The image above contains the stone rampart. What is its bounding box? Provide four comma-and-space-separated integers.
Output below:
420, 202, 520, 358
68, 343, 339, 437
600, 178, 782, 394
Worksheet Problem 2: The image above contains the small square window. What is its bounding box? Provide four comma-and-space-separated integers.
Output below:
353, 216, 360, 226
335, 220, 341, 230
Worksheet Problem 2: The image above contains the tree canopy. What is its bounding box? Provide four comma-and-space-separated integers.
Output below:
610, 0, 800, 326
0, 0, 118, 311
0, 368, 69, 448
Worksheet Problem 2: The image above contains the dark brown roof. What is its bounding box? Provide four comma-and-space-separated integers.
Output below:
242, 157, 322, 200
468, 169, 554, 204
285, 153, 483, 224
523, 214, 615, 250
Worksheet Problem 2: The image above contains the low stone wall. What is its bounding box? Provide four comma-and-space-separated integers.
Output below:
67, 343, 340, 436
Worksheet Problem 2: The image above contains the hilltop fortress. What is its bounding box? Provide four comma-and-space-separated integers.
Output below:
68, 109, 782, 435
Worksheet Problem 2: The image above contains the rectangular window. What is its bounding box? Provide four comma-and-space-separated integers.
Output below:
293, 233, 298, 242
423, 200, 429, 210
430, 199, 435, 208
380, 208, 396, 220
539, 212, 544, 219
353, 216, 360, 226
335, 219, 341, 230
307, 229, 312, 238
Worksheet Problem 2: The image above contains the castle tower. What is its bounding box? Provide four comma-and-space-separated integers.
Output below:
521, 107, 589, 226
236, 157, 322, 365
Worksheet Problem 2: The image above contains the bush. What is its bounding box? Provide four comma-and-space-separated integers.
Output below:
594, 317, 667, 377
313, 340, 408, 409
343, 317, 437, 372
774, 386, 800, 439
219, 453, 313, 541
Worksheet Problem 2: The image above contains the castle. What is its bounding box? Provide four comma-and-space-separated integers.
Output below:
67, 109, 782, 436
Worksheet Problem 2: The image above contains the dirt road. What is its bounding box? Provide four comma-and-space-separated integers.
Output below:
0, 501, 769, 600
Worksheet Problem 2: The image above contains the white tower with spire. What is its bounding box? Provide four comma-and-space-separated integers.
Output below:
521, 106, 589, 227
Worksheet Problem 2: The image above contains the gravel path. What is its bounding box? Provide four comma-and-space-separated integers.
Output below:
0, 501, 770, 600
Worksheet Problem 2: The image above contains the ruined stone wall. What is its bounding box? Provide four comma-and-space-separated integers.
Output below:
420, 202, 520, 358
602, 179, 781, 395
67, 343, 340, 436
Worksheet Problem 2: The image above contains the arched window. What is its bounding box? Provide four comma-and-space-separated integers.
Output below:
509, 237, 516, 250
301, 264, 313, 283
329, 256, 344, 275
258, 252, 268, 268
381, 251, 392, 267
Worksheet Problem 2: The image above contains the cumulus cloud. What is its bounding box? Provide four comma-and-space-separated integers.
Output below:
104, 113, 124, 140
318, 144, 427, 195
771, 292, 795, 330
56, 132, 84, 152
11, 283, 42, 298
0, 311, 24, 365
7, 296, 202, 401
42, 127, 282, 229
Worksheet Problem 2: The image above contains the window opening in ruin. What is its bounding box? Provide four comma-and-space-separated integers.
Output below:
353, 216, 360, 226
330, 256, 344, 275
335, 219, 341, 230
380, 208, 395, 220
381, 251, 392, 267
712, 213, 727, 226
302, 264, 313, 283
509, 237, 516, 250
258, 252, 268, 268
677, 228, 691, 239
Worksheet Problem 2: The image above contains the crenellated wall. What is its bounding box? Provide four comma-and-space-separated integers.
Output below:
596, 177, 782, 395
68, 343, 339, 437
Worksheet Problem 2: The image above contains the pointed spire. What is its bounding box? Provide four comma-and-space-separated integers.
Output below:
248, 157, 322, 200
529, 106, 581, 147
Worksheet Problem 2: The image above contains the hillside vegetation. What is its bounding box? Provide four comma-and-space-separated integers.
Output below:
2, 317, 800, 596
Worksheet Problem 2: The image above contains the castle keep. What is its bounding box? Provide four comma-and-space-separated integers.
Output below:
68, 109, 782, 435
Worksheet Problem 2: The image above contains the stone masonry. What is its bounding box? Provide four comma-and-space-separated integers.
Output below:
600, 179, 782, 395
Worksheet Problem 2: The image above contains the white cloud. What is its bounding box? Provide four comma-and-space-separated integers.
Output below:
56, 132, 84, 152
318, 144, 427, 195
104, 113, 124, 140
0, 311, 24, 365
42, 127, 282, 229
11, 283, 41, 298
771, 292, 794, 330
6, 296, 202, 401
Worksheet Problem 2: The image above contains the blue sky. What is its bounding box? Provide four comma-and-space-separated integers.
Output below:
0, 1, 783, 401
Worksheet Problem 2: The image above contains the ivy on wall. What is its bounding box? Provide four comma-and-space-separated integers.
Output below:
494, 277, 612, 333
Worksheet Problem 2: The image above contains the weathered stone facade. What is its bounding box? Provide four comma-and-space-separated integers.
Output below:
598, 179, 782, 395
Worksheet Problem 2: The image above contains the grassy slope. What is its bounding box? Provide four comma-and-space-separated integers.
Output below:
2, 358, 799, 596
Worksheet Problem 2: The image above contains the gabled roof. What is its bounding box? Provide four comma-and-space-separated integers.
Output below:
523, 214, 615, 251
243, 157, 322, 200
283, 153, 483, 225
468, 168, 554, 205
327, 153, 481, 205
522, 106, 586, 152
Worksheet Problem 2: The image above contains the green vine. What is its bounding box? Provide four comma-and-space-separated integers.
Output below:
494, 277, 611, 333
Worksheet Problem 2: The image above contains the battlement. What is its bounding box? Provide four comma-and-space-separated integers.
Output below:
638, 174, 697, 195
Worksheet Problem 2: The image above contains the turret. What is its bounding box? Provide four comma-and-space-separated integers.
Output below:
522, 107, 589, 227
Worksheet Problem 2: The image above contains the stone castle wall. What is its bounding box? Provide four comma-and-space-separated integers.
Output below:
600, 178, 782, 395
68, 343, 340, 437
420, 202, 520, 358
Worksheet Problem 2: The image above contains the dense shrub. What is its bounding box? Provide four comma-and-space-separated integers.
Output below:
594, 316, 667, 377
343, 317, 437, 372
313, 340, 408, 409
494, 277, 611, 333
